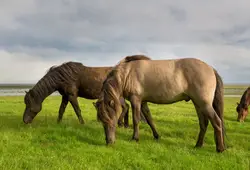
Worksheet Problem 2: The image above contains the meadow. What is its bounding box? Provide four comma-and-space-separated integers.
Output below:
0, 95, 249, 170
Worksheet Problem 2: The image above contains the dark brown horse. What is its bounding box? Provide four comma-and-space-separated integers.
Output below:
96, 55, 226, 152
236, 87, 250, 122
23, 61, 146, 127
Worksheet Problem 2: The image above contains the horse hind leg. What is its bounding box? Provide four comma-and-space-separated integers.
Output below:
199, 103, 225, 152
193, 104, 209, 148
57, 95, 69, 123
123, 102, 129, 128
68, 94, 85, 124
140, 108, 147, 123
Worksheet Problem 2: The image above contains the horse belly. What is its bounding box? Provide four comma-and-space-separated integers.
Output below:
78, 88, 101, 99
143, 90, 189, 104
142, 72, 189, 104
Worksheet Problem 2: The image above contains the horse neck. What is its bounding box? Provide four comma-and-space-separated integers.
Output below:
104, 66, 128, 99
31, 76, 57, 103
240, 89, 250, 106
117, 67, 130, 97
105, 77, 122, 101
114, 74, 124, 97
245, 89, 250, 106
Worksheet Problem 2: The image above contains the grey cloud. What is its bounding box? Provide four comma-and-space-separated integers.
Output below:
2, 0, 250, 47
0, 0, 250, 83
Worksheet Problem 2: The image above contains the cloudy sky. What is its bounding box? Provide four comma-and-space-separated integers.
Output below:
0, 0, 250, 84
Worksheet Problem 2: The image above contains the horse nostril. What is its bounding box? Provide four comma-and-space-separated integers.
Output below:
23, 116, 32, 124
23, 120, 29, 124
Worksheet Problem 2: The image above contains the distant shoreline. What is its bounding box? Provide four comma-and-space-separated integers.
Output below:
0, 84, 34, 89
0, 86, 246, 97
0, 83, 249, 89
0, 83, 248, 97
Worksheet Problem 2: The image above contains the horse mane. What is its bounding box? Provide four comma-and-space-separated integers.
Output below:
46, 65, 58, 73
123, 54, 151, 62
96, 78, 119, 124
28, 61, 84, 101
98, 55, 151, 124
104, 55, 151, 81
117, 54, 151, 64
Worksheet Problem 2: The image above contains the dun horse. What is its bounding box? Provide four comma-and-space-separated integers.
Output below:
23, 61, 146, 127
236, 87, 250, 122
96, 55, 226, 152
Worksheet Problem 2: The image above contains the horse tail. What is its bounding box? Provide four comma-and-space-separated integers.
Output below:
213, 69, 226, 147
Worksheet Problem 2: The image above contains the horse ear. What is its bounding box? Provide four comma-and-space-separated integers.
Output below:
236, 102, 240, 105
25, 91, 28, 94
109, 100, 115, 108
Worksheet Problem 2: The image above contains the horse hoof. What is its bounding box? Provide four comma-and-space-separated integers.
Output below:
124, 125, 129, 128
216, 147, 225, 153
118, 123, 123, 128
194, 143, 203, 148
79, 120, 85, 124
131, 137, 139, 142
154, 134, 160, 140
106, 141, 115, 146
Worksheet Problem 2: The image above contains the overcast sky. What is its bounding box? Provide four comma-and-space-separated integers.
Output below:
0, 0, 250, 84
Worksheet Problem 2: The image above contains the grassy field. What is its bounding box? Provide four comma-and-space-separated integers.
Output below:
0, 96, 249, 170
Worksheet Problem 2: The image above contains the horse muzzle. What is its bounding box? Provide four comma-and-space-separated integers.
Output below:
23, 115, 33, 124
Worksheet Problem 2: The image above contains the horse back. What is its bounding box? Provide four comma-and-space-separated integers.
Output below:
77, 66, 112, 99
123, 58, 216, 103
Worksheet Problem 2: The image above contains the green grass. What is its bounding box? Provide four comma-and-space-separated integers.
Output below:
0, 96, 249, 170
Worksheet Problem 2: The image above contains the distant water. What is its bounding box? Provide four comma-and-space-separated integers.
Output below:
0, 88, 59, 96
224, 94, 241, 97
0, 88, 241, 97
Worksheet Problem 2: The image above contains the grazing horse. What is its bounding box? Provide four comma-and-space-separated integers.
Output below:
23, 61, 146, 127
236, 87, 250, 122
96, 55, 226, 152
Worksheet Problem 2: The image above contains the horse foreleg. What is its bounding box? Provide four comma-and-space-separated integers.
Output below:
57, 95, 69, 123
69, 95, 85, 124
130, 96, 141, 142
141, 103, 159, 139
